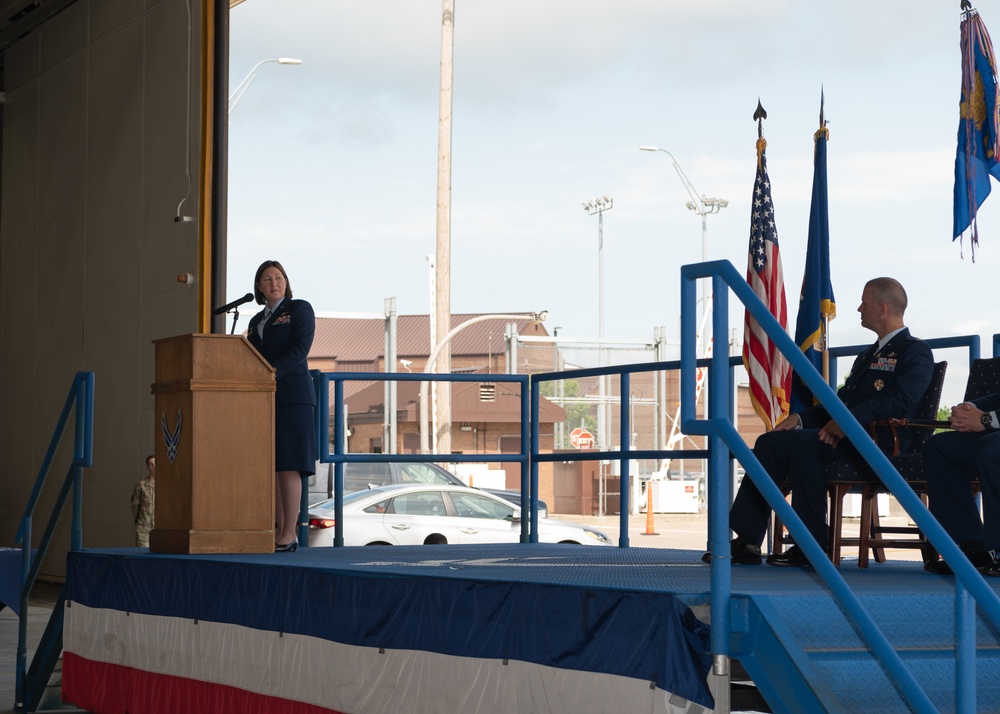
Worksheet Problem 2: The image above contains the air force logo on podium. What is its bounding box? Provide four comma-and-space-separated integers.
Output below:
161, 409, 182, 463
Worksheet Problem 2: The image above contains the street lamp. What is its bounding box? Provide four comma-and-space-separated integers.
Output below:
229, 57, 302, 116
639, 146, 727, 268
641, 146, 727, 479
419, 311, 547, 454
639, 146, 727, 347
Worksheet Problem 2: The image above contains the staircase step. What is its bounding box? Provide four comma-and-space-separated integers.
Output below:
737, 588, 1000, 713
766, 594, 1000, 650
810, 649, 1000, 713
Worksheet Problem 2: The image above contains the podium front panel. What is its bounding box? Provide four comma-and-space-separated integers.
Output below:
150, 334, 276, 554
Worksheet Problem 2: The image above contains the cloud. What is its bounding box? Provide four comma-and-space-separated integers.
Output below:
230, 0, 958, 108
226, 0, 997, 351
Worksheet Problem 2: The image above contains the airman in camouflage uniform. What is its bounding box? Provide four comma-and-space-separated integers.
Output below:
131, 455, 155, 547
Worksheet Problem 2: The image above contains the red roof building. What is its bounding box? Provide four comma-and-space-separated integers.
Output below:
307, 312, 766, 515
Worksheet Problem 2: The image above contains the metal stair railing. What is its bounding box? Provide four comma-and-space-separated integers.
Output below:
685, 260, 1000, 714
530, 358, 730, 546
528, 336, 987, 710
14, 371, 94, 712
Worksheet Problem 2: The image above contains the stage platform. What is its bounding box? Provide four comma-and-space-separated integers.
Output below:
59, 544, 1000, 714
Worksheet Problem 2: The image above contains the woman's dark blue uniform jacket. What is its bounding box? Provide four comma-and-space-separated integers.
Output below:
247, 298, 317, 408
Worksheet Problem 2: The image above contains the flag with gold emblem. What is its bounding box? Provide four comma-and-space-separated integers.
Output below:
791, 94, 837, 413
954, 6, 1000, 257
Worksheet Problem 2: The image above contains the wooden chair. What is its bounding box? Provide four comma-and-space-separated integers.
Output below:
833, 357, 1000, 566
911, 357, 1000, 563
828, 360, 948, 566
772, 360, 948, 567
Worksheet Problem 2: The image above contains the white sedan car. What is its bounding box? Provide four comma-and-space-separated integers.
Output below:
308, 484, 613, 547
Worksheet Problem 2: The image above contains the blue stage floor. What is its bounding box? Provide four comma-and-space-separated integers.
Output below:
65, 542, 975, 596
69, 541, 993, 609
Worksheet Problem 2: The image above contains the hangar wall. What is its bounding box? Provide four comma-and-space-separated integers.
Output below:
0, 0, 208, 578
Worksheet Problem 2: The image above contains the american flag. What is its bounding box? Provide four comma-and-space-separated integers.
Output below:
743, 138, 791, 430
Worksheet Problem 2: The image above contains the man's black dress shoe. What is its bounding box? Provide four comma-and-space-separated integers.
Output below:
982, 554, 1000, 577
765, 545, 810, 567
924, 558, 953, 575
924, 546, 994, 575
701, 537, 762, 565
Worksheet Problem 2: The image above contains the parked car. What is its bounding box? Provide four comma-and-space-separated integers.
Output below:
309, 461, 548, 518
307, 483, 611, 547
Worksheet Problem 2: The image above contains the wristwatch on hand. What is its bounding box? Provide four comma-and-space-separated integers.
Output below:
982, 412, 994, 430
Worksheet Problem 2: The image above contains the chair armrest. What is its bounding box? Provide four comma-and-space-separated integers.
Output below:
867, 419, 952, 457
883, 418, 951, 430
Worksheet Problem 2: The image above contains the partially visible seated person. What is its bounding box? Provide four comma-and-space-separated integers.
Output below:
703, 277, 933, 568
923, 396, 1000, 575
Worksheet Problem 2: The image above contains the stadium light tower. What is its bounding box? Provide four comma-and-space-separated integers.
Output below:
582, 196, 614, 456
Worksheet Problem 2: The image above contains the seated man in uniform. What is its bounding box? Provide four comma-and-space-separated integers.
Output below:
703, 277, 933, 567
923, 396, 1000, 575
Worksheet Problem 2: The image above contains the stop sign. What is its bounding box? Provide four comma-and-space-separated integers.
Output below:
570, 427, 595, 449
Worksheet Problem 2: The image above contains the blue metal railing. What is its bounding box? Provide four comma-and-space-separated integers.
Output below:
530, 358, 734, 546
309, 371, 531, 547
682, 260, 1000, 714
14, 371, 94, 711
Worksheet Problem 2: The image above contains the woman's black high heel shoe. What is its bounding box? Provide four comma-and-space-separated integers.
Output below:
274, 540, 297, 553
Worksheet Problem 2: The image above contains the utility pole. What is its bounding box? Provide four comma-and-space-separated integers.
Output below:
434, 0, 455, 454
384, 297, 397, 454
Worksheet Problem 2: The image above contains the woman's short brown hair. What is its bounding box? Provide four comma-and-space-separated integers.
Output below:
253, 260, 294, 305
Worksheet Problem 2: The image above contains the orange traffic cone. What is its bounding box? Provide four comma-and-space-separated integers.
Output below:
641, 481, 658, 536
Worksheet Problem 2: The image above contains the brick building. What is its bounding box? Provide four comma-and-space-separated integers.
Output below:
306, 312, 770, 514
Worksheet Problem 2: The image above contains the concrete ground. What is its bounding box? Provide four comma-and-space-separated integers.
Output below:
0, 581, 81, 714
550, 506, 927, 564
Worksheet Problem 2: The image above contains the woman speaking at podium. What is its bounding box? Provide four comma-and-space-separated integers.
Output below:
248, 260, 316, 553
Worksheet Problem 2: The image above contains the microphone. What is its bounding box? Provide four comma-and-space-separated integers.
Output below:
213, 293, 255, 316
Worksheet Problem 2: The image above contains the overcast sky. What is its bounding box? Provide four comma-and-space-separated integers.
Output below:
227, 0, 998, 405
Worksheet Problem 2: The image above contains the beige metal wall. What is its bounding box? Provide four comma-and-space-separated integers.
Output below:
0, 0, 206, 577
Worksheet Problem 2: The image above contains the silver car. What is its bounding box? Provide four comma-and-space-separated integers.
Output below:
309, 461, 549, 518
308, 483, 612, 547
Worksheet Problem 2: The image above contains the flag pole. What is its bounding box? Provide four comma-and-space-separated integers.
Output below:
821, 317, 830, 384
818, 92, 831, 386
790, 88, 836, 412
743, 99, 792, 431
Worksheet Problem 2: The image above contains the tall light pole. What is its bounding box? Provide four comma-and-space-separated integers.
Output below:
420, 311, 547, 454
582, 196, 613, 516
639, 147, 727, 351
229, 57, 302, 116
581, 196, 613, 349
552, 326, 563, 449
582, 196, 613, 454
434, 0, 456, 455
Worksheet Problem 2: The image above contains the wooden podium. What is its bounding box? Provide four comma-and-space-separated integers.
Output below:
149, 334, 276, 554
